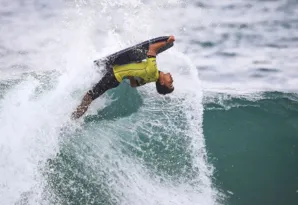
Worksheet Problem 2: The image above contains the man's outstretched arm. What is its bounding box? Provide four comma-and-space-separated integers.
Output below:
127, 76, 137, 87
147, 35, 175, 57
127, 76, 147, 87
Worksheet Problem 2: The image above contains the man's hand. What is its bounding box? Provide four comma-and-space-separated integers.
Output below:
127, 76, 146, 87
147, 35, 175, 57
127, 76, 137, 87
167, 35, 175, 44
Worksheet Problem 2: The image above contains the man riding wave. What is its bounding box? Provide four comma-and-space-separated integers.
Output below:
72, 35, 175, 119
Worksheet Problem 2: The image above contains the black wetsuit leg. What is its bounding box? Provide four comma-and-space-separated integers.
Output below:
88, 64, 119, 100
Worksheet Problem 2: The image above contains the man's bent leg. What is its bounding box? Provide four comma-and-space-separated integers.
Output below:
71, 93, 93, 119
71, 69, 119, 119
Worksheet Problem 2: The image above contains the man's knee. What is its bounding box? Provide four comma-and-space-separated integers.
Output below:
87, 89, 99, 100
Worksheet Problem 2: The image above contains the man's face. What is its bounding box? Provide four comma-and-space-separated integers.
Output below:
161, 73, 174, 89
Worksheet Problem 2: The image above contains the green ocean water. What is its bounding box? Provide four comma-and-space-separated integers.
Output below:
204, 92, 298, 205
42, 83, 209, 205
39, 88, 298, 205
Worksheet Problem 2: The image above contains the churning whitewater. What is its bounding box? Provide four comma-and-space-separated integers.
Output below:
0, 0, 219, 204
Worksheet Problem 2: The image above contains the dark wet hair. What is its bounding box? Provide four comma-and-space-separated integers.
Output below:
156, 71, 174, 95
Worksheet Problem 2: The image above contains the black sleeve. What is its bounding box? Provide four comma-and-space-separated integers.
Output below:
134, 77, 146, 87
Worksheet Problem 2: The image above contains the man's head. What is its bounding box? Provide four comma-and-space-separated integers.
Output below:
156, 71, 174, 95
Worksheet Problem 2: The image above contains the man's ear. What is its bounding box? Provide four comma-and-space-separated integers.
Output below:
159, 77, 165, 85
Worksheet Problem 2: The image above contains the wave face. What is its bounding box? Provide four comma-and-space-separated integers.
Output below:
0, 0, 217, 204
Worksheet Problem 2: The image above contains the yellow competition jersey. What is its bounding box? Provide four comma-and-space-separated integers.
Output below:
112, 57, 159, 83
